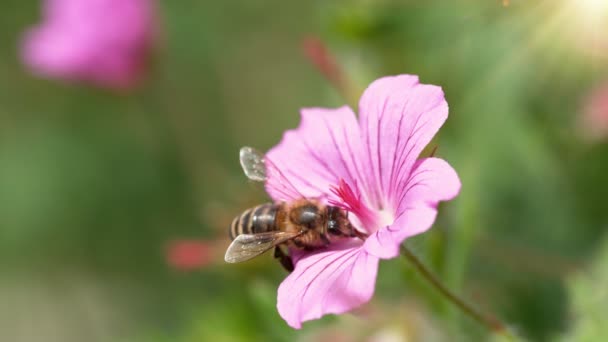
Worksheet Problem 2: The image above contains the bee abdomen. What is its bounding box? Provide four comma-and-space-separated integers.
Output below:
229, 203, 278, 240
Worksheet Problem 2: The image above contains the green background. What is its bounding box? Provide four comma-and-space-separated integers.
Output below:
1, 1, 607, 341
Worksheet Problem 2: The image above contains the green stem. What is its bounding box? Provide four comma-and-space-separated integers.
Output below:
400, 245, 515, 340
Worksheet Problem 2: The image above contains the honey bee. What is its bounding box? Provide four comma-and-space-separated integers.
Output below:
224, 147, 365, 272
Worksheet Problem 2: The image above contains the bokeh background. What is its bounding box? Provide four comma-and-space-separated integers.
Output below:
2, 0, 608, 341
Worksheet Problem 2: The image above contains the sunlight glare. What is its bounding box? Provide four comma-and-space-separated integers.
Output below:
578, 0, 608, 17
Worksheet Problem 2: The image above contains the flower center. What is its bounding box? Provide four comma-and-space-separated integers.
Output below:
329, 179, 394, 235
376, 209, 395, 230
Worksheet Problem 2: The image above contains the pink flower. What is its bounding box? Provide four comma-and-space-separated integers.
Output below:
301, 36, 345, 94
264, 75, 461, 328
581, 82, 608, 140
166, 240, 214, 271
21, 0, 157, 89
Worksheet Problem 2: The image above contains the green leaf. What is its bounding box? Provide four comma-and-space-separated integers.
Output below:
561, 236, 608, 341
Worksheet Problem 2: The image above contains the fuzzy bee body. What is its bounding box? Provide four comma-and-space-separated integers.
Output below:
229, 199, 357, 250
229, 203, 278, 240
224, 147, 367, 271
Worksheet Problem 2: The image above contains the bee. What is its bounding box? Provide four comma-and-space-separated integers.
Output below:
224, 147, 365, 272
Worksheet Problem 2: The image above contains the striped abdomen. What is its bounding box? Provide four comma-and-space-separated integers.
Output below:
229, 203, 279, 240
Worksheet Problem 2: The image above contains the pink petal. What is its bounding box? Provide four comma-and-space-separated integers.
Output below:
364, 157, 460, 259
166, 240, 214, 271
364, 206, 437, 259
20, 0, 156, 89
395, 157, 461, 215
265, 106, 366, 202
21, 27, 83, 78
358, 75, 449, 211
277, 240, 379, 329
581, 81, 608, 140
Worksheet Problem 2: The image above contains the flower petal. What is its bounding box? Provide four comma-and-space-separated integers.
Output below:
364, 206, 437, 259
277, 240, 379, 329
20, 0, 155, 89
358, 75, 449, 211
265, 106, 365, 202
364, 158, 460, 259
395, 157, 461, 215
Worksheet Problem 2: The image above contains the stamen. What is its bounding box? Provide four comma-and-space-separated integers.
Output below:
329, 179, 379, 233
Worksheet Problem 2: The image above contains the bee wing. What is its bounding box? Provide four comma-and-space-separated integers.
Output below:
224, 231, 300, 263
239, 146, 304, 200
240, 146, 268, 182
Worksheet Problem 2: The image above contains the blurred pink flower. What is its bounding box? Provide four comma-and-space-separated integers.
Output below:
265, 75, 461, 328
166, 240, 214, 271
21, 0, 157, 89
581, 82, 608, 140
301, 36, 345, 92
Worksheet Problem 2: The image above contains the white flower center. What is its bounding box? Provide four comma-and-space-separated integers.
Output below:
376, 209, 395, 231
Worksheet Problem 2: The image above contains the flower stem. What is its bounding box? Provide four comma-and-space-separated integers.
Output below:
400, 245, 516, 340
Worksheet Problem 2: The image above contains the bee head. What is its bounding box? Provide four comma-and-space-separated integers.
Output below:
326, 206, 349, 236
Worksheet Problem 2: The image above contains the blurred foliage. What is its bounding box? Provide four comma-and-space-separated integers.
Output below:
1, 0, 608, 341
560, 235, 608, 341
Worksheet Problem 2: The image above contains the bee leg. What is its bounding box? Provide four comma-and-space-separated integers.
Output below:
274, 247, 294, 273
352, 228, 368, 240
320, 233, 331, 246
